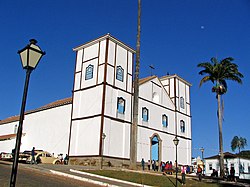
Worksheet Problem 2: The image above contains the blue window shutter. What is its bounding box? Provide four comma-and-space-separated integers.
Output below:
85, 64, 94, 80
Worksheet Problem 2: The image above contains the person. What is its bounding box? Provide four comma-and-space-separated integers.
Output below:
186, 165, 190, 174
147, 160, 151, 170
161, 162, 165, 172
225, 168, 229, 179
230, 167, 235, 182
11, 148, 15, 159
58, 154, 63, 164
156, 160, 159, 171
165, 161, 169, 174
181, 165, 186, 185
31, 147, 36, 164
108, 161, 112, 167
197, 165, 202, 181
141, 158, 145, 170
152, 160, 156, 171
169, 161, 173, 175
64, 154, 69, 165
211, 169, 218, 177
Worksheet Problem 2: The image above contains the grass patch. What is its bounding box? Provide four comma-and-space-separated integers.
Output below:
81, 170, 225, 187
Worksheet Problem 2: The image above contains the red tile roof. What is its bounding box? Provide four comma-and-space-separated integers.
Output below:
138, 76, 156, 85
0, 97, 72, 125
0, 133, 16, 141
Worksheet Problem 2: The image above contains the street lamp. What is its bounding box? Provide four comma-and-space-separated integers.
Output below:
173, 136, 179, 187
10, 39, 45, 187
200, 147, 205, 175
101, 132, 106, 169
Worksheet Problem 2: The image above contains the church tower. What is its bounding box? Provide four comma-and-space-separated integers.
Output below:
68, 34, 135, 165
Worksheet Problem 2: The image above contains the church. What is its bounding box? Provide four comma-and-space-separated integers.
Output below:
0, 34, 192, 167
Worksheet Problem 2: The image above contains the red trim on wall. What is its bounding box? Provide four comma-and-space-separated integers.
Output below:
99, 38, 109, 156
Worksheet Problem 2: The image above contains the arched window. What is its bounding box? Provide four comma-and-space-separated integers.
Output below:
117, 97, 125, 114
180, 97, 185, 109
85, 64, 94, 80
180, 120, 185, 133
116, 66, 124, 82
162, 114, 168, 127
152, 92, 159, 103
142, 107, 149, 122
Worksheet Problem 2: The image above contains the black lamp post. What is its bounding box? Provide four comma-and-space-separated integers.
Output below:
101, 132, 106, 169
173, 136, 179, 187
200, 147, 205, 175
10, 39, 45, 187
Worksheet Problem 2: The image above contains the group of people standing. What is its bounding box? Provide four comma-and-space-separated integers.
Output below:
141, 159, 160, 171
141, 159, 175, 173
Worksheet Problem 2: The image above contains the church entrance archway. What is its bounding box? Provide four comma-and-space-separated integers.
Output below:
150, 133, 162, 163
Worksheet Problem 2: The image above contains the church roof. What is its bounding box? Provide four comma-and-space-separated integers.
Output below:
0, 97, 72, 125
205, 152, 237, 160
138, 75, 157, 85
73, 33, 136, 53
160, 74, 192, 86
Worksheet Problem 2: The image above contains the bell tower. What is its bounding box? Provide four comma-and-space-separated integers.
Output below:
68, 34, 135, 165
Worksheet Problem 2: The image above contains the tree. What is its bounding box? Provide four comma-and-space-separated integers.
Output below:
231, 136, 247, 175
130, 0, 141, 169
231, 136, 247, 153
198, 57, 243, 177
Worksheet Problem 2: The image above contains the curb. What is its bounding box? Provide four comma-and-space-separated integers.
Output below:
50, 169, 118, 187
70, 169, 152, 187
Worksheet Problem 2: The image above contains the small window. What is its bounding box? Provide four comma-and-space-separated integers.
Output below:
117, 97, 125, 114
180, 120, 185, 133
142, 107, 149, 122
116, 66, 124, 82
209, 164, 212, 170
85, 64, 94, 80
180, 97, 185, 109
162, 114, 168, 127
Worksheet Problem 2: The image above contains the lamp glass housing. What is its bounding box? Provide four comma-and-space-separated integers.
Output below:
200, 147, 204, 153
19, 41, 45, 69
173, 137, 179, 146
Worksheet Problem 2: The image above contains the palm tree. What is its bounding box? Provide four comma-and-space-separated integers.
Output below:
231, 136, 247, 153
198, 57, 243, 177
231, 136, 247, 175
130, 0, 141, 169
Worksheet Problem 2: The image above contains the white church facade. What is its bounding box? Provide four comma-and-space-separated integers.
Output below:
0, 34, 192, 167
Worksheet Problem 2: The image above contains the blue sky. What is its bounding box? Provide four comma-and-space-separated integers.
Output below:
0, 0, 249, 158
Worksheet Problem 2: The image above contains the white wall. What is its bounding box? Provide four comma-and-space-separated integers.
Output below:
0, 104, 71, 156
72, 87, 103, 119
69, 117, 101, 156
104, 85, 132, 122
103, 118, 130, 158
0, 121, 17, 152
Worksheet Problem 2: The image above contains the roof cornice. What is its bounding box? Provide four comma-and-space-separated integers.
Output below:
160, 74, 192, 86
73, 33, 136, 53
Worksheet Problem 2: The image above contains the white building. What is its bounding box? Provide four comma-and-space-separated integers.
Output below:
0, 34, 192, 167
205, 152, 250, 179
